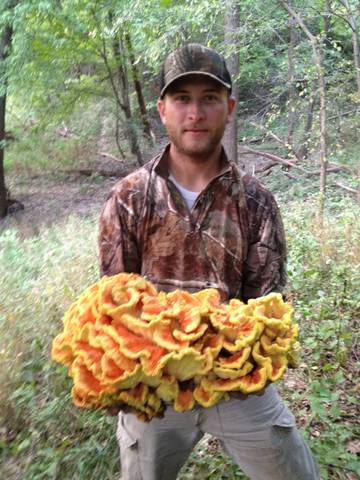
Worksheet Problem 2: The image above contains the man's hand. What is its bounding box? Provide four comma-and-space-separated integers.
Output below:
105, 403, 167, 421
106, 403, 139, 416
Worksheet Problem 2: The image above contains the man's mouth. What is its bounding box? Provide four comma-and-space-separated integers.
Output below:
184, 129, 208, 134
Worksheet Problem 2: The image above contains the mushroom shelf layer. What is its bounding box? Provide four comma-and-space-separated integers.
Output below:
52, 273, 299, 421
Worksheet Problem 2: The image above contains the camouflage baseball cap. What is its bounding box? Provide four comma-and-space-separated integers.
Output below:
160, 43, 232, 98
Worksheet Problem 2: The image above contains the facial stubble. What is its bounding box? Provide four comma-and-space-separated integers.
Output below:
166, 123, 227, 163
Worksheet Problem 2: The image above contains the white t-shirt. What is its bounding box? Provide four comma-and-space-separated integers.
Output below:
169, 175, 200, 211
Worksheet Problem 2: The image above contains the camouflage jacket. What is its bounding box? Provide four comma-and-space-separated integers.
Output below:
98, 145, 286, 302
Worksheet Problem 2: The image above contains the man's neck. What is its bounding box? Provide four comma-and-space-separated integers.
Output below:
168, 144, 224, 192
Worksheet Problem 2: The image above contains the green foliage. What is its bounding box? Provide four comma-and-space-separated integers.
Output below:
1, 0, 359, 174
1, 191, 359, 479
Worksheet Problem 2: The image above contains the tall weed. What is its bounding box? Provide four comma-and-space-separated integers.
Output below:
281, 196, 360, 480
0, 216, 119, 479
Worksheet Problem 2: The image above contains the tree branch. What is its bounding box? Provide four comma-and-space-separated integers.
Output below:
328, 108, 360, 121
98, 151, 124, 163
89, 8, 125, 112
278, 0, 316, 43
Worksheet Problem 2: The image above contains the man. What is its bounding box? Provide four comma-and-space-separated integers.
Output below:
98, 44, 319, 480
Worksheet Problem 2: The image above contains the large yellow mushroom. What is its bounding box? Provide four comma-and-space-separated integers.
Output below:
52, 273, 299, 421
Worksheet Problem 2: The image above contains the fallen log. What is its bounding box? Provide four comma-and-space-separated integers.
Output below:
240, 147, 354, 179
98, 151, 124, 163
60, 168, 127, 178
334, 182, 358, 195
305, 166, 343, 177
254, 161, 277, 174
239, 146, 312, 175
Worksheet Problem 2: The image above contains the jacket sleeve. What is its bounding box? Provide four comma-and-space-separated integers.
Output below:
241, 185, 287, 302
98, 189, 141, 277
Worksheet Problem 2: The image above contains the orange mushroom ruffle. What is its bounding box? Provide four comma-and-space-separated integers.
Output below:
52, 273, 299, 421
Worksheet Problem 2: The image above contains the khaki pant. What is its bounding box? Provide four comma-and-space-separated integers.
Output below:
116, 385, 319, 480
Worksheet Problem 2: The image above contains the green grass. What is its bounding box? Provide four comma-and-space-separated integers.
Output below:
0, 196, 359, 479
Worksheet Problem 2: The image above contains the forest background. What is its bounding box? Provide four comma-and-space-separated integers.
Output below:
0, 0, 359, 479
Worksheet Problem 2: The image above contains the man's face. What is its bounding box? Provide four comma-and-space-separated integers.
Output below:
157, 75, 235, 160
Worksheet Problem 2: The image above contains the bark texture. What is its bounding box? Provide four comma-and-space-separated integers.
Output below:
287, 19, 297, 145
0, 23, 13, 218
223, 0, 240, 165
112, 36, 143, 166
124, 31, 154, 143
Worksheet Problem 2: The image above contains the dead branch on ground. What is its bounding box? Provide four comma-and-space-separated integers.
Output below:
334, 182, 358, 195
249, 121, 301, 161
254, 161, 278, 174
239, 146, 311, 175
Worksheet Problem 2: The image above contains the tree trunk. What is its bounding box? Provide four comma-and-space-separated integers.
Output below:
338, 0, 360, 97
296, 94, 315, 160
317, 53, 327, 213
0, 94, 7, 219
352, 27, 360, 97
0, 23, 13, 219
114, 104, 125, 158
278, 0, 328, 217
99, 9, 143, 166
358, 158, 360, 205
112, 36, 143, 166
310, 22, 327, 213
323, 0, 332, 37
287, 19, 297, 145
223, 0, 240, 165
124, 31, 154, 143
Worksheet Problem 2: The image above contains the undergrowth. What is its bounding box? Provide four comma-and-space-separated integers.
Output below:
0, 196, 359, 479
281, 196, 360, 480
5, 97, 106, 175
4, 128, 95, 175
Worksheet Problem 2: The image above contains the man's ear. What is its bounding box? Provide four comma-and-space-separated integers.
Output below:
157, 98, 166, 125
227, 96, 236, 123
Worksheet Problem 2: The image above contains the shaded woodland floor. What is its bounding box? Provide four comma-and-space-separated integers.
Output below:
1, 169, 126, 237
1, 147, 263, 237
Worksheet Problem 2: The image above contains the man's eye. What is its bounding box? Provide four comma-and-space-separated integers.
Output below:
204, 95, 218, 102
175, 95, 189, 102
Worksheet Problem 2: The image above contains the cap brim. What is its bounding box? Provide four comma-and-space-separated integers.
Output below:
160, 71, 232, 98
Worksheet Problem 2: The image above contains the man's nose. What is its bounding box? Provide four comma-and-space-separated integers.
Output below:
187, 101, 205, 121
